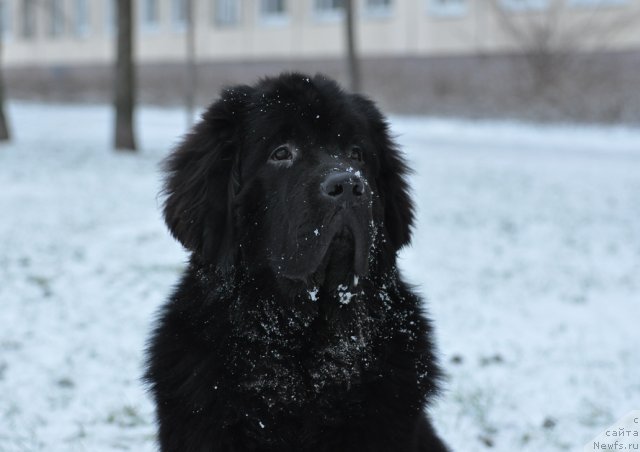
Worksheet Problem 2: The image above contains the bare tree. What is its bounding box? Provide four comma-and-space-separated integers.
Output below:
488, 0, 640, 121
489, 0, 640, 97
344, 0, 361, 93
114, 0, 137, 151
185, 0, 197, 126
490, 1, 574, 95
0, 41, 10, 141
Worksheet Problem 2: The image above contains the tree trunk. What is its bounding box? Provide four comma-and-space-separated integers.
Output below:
345, 0, 361, 93
114, 0, 136, 151
0, 41, 11, 142
185, 0, 197, 127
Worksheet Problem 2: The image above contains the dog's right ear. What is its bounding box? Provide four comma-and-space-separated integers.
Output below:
162, 85, 253, 266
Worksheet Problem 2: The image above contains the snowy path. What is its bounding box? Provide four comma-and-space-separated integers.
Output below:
1, 103, 639, 451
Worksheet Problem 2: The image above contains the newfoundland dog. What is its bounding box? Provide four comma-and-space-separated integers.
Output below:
145, 73, 449, 452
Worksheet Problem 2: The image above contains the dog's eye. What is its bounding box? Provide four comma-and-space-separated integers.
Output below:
348, 146, 363, 161
271, 145, 293, 161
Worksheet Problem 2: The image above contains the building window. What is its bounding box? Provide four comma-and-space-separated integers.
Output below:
568, 0, 627, 5
313, 0, 344, 21
105, 0, 116, 34
74, 0, 90, 37
142, 0, 161, 28
500, 0, 548, 11
105, 0, 112, 33
172, 0, 188, 28
428, 0, 467, 16
21, 0, 37, 39
0, 0, 11, 38
214, 0, 240, 26
364, 0, 392, 17
259, 0, 288, 25
49, 0, 65, 37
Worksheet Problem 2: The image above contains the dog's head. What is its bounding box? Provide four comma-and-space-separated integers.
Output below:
163, 73, 413, 285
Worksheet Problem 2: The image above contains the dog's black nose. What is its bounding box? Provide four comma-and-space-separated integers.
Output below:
321, 172, 366, 202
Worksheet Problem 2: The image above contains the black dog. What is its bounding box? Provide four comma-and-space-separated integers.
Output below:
145, 73, 449, 452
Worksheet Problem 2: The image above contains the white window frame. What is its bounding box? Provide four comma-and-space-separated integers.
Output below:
500, 0, 549, 11
213, 0, 240, 26
427, 0, 468, 17
312, 0, 344, 22
74, 0, 90, 37
363, 0, 393, 18
258, 0, 289, 26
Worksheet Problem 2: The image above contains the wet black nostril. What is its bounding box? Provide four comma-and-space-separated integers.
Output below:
328, 184, 344, 197
321, 172, 367, 202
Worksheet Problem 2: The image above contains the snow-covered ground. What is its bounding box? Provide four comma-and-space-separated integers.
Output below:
1, 102, 639, 451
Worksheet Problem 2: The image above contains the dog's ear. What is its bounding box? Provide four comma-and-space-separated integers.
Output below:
352, 94, 415, 250
162, 85, 253, 266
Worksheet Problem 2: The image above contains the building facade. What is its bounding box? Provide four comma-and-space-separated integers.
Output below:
2, 0, 640, 121
3, 0, 640, 65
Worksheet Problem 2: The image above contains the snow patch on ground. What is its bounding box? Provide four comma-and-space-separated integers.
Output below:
1, 102, 639, 451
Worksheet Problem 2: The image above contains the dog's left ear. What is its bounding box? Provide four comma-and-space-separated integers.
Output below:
162, 85, 253, 267
352, 94, 415, 250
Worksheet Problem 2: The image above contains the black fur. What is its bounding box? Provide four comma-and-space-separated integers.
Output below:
145, 73, 450, 452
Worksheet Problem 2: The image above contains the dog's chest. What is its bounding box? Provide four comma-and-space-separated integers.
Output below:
223, 288, 383, 411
